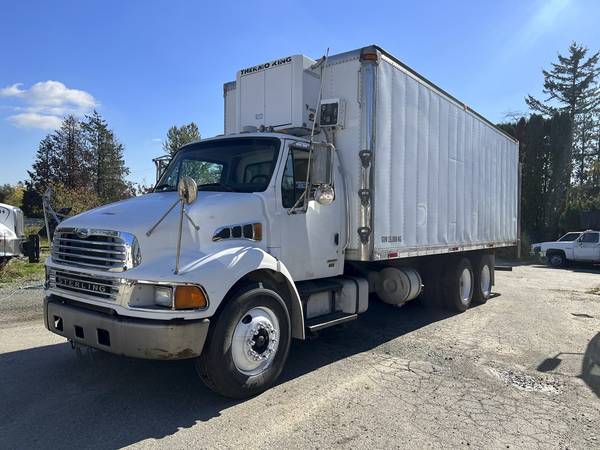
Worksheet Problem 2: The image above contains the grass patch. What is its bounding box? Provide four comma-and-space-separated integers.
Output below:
0, 240, 49, 286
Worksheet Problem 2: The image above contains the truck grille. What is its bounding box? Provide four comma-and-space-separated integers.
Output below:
48, 268, 120, 300
52, 228, 140, 272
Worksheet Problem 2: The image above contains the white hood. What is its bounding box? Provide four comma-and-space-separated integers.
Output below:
57, 191, 269, 265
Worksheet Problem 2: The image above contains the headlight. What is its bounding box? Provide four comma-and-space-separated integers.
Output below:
129, 283, 208, 310
154, 286, 173, 307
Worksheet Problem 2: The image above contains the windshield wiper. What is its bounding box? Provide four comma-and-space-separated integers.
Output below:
153, 183, 177, 192
198, 183, 236, 192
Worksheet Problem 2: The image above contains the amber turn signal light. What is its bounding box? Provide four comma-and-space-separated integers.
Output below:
174, 286, 207, 309
253, 223, 262, 241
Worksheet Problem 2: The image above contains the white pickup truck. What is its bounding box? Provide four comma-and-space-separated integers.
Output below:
532, 230, 600, 267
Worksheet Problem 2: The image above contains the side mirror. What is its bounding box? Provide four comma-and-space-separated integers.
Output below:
314, 184, 335, 205
178, 176, 198, 205
309, 143, 333, 186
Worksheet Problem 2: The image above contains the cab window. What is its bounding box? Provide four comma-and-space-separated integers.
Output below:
581, 232, 599, 243
558, 232, 581, 242
281, 148, 309, 208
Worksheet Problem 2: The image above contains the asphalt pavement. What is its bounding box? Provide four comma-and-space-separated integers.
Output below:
0, 264, 599, 449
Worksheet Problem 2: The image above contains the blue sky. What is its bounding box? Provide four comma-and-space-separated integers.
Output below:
1, 0, 599, 186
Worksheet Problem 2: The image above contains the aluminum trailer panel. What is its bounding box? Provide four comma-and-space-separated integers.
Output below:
319, 47, 518, 261
370, 54, 518, 260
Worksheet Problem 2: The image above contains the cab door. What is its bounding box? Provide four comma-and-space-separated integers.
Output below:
573, 232, 600, 261
275, 141, 345, 281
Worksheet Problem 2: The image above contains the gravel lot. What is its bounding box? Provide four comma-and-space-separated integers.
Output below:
0, 264, 599, 449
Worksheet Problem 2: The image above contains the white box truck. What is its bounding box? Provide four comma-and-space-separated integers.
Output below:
1, 202, 39, 267
44, 45, 518, 398
1, 203, 26, 266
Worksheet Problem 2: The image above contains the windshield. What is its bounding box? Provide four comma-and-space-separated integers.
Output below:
155, 137, 281, 193
558, 232, 581, 242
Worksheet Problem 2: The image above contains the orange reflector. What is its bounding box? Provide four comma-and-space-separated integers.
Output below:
360, 52, 378, 61
174, 286, 207, 309
253, 223, 262, 241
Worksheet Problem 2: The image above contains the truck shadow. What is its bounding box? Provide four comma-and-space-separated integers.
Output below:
536, 332, 600, 399
0, 298, 477, 448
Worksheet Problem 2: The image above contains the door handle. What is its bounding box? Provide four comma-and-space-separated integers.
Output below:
334, 233, 339, 246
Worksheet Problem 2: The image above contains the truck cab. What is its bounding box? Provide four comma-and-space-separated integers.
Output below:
44, 132, 357, 397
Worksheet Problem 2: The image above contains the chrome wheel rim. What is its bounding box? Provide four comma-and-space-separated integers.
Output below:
232, 306, 280, 376
480, 264, 491, 297
459, 267, 473, 305
550, 255, 562, 266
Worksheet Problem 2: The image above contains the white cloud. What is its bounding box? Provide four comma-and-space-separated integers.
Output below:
1, 80, 98, 130
8, 112, 63, 130
25, 81, 96, 109
0, 83, 25, 97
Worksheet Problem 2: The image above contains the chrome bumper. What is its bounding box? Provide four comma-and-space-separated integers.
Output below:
44, 296, 209, 360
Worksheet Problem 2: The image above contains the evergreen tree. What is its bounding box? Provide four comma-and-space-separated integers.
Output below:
21, 184, 43, 217
520, 114, 550, 242
163, 122, 200, 155
27, 136, 58, 192
573, 111, 597, 184
82, 111, 132, 203
525, 42, 600, 119
23, 136, 59, 215
52, 115, 94, 189
525, 42, 600, 184
502, 114, 573, 243
546, 112, 573, 238
23, 113, 133, 216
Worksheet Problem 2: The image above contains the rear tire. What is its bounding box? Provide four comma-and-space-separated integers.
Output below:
442, 257, 474, 312
473, 254, 493, 304
195, 285, 291, 399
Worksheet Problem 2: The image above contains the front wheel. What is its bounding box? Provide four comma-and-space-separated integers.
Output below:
195, 285, 291, 399
547, 252, 565, 268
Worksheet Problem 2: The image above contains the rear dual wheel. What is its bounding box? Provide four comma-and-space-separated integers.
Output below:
473, 254, 493, 304
442, 254, 493, 311
443, 257, 475, 312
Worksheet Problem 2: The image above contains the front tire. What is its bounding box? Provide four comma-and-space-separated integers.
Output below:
547, 252, 565, 268
195, 285, 291, 399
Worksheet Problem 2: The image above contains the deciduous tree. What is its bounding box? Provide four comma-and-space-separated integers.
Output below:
163, 122, 200, 156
